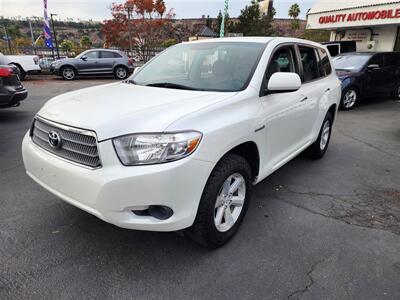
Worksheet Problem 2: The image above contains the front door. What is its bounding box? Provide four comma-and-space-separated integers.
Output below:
259, 45, 313, 170
75, 51, 99, 73
364, 53, 385, 95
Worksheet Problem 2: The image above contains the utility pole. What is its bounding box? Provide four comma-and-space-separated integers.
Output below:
220, 0, 229, 37
27, 18, 36, 54
126, 6, 133, 57
50, 13, 60, 59
2, 25, 12, 54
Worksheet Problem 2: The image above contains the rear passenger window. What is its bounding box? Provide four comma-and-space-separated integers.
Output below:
101, 51, 115, 59
317, 48, 332, 76
299, 46, 320, 82
384, 53, 399, 67
266, 46, 298, 80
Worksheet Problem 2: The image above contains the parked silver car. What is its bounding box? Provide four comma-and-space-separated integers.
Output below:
50, 49, 134, 80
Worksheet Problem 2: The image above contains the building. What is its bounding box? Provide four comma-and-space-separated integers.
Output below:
307, 0, 400, 52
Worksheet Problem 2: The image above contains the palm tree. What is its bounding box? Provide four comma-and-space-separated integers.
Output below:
288, 3, 301, 31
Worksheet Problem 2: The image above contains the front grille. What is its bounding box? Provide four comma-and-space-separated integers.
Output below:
31, 118, 101, 168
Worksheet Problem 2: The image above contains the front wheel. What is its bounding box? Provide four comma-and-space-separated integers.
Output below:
61, 66, 76, 80
340, 88, 358, 110
184, 154, 252, 248
391, 84, 400, 100
306, 112, 333, 159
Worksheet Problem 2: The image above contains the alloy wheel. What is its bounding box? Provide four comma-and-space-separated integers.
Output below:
214, 173, 246, 232
116, 67, 127, 79
62, 68, 75, 80
320, 120, 331, 151
343, 89, 357, 109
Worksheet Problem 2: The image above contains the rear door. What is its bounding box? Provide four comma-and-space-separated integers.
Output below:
297, 45, 328, 142
383, 53, 400, 94
98, 51, 118, 73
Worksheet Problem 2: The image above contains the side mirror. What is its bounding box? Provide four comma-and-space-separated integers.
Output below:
267, 72, 301, 94
367, 64, 380, 70
133, 66, 142, 75
81, 56, 87, 61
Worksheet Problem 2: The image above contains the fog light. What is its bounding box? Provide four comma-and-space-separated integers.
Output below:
148, 205, 173, 220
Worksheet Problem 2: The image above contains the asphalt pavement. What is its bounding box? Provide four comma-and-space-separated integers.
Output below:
1, 76, 399, 299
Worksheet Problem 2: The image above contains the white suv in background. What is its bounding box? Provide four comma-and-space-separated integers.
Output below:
22, 38, 341, 248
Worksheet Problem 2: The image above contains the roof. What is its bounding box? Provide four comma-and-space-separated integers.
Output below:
197, 26, 219, 37
308, 0, 400, 15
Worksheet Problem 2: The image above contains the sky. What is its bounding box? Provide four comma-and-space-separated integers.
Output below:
0, 0, 317, 21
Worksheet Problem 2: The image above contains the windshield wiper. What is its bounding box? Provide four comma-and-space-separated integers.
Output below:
146, 82, 197, 90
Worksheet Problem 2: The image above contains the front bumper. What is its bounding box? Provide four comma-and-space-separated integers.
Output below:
22, 133, 214, 231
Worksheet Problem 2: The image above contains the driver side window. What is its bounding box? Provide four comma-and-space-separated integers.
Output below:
266, 46, 298, 80
85, 51, 98, 59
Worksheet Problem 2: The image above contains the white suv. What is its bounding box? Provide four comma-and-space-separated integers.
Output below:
22, 38, 341, 247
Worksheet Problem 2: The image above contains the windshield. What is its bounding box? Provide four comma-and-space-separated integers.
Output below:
333, 55, 371, 72
131, 42, 266, 92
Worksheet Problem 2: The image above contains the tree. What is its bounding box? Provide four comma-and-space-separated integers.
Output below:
60, 40, 74, 53
101, 0, 175, 51
301, 29, 330, 43
288, 3, 301, 31
80, 35, 92, 48
234, 0, 275, 36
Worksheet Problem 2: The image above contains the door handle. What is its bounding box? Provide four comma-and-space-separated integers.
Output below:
300, 96, 308, 102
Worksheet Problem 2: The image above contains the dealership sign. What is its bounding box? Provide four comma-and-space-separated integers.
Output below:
319, 8, 400, 24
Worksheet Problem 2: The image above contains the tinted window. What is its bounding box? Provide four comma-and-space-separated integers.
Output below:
384, 53, 400, 67
327, 44, 339, 57
100, 51, 115, 58
266, 46, 298, 79
368, 54, 383, 67
317, 48, 332, 76
299, 46, 320, 82
85, 51, 98, 59
113, 52, 123, 58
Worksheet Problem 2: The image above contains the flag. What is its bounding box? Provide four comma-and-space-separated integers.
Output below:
43, 0, 54, 49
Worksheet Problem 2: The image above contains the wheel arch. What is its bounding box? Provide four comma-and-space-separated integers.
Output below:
217, 141, 260, 183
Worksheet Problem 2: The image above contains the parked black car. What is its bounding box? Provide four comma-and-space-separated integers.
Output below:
50, 49, 134, 80
0, 65, 28, 108
333, 52, 400, 110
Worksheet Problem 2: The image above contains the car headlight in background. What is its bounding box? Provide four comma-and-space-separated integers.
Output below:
113, 131, 202, 166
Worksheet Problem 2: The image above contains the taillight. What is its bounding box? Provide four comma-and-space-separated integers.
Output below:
0, 67, 13, 77
128, 58, 133, 65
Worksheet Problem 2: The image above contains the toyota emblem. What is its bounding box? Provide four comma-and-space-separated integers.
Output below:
48, 130, 62, 149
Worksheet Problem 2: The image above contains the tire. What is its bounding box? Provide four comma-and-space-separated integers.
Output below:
16, 65, 26, 81
61, 66, 76, 80
391, 84, 400, 100
306, 112, 333, 159
340, 87, 358, 110
114, 66, 128, 79
184, 154, 252, 248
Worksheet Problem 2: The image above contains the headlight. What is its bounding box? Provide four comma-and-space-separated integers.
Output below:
113, 131, 202, 166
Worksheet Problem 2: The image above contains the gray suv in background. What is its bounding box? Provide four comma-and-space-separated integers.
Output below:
50, 49, 134, 80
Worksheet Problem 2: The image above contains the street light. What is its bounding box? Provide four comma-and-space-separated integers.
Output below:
50, 13, 60, 59
220, 0, 229, 37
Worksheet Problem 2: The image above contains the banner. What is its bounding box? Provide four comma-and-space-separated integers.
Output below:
43, 0, 54, 49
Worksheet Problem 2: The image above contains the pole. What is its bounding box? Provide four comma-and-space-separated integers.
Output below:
50, 13, 60, 59
28, 18, 36, 54
3, 26, 12, 54
220, 0, 229, 37
126, 7, 133, 57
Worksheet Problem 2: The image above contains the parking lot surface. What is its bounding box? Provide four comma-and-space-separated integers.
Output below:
1, 76, 400, 299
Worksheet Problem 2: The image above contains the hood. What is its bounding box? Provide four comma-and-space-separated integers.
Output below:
38, 82, 236, 141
